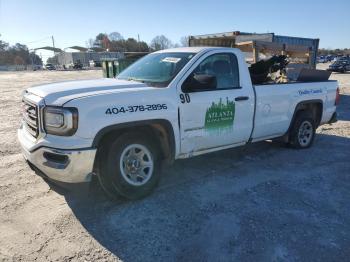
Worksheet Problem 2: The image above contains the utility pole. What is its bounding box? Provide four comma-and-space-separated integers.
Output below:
51, 35, 55, 48
51, 36, 57, 64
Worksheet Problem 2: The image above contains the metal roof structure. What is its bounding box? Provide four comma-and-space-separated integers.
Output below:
89, 47, 106, 52
67, 46, 89, 52
33, 46, 107, 53
33, 46, 63, 52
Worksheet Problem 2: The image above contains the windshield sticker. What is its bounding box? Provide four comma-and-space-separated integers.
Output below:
205, 97, 235, 131
298, 89, 323, 95
162, 57, 181, 63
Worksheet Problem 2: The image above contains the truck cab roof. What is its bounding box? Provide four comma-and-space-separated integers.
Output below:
154, 46, 238, 54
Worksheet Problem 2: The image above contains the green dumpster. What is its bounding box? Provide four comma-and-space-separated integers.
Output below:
101, 53, 149, 78
101, 58, 118, 78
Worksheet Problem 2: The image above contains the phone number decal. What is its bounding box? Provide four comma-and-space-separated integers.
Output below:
105, 104, 167, 115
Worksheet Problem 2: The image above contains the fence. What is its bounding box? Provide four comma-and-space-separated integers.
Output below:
0, 65, 40, 71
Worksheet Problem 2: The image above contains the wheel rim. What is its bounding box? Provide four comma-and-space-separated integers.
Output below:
119, 144, 154, 186
298, 121, 313, 147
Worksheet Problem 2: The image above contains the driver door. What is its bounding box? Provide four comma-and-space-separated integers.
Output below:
178, 51, 254, 155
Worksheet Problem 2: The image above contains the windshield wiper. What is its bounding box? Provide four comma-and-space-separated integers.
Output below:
119, 77, 166, 87
126, 77, 145, 83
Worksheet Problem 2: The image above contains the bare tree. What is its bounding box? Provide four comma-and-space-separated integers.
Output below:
14, 56, 25, 65
86, 38, 95, 48
109, 32, 124, 41
87, 32, 150, 52
0, 41, 42, 66
92, 33, 108, 48
150, 35, 173, 50
180, 36, 189, 47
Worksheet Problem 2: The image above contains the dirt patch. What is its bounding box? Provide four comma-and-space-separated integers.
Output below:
0, 68, 349, 261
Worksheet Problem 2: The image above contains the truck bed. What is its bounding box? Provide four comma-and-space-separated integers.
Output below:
251, 80, 338, 141
254, 79, 337, 86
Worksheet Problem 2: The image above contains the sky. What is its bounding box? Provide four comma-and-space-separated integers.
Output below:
0, 0, 349, 61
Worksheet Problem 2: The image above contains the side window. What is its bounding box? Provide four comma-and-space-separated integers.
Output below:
191, 53, 240, 90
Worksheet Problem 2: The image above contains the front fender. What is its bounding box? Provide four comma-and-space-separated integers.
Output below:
64, 87, 180, 156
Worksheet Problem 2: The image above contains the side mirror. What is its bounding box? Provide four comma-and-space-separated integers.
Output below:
182, 74, 217, 92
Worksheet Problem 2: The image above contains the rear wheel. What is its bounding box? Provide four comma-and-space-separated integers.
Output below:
288, 111, 316, 149
98, 132, 161, 200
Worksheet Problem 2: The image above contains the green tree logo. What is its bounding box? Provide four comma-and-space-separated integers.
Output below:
205, 97, 235, 130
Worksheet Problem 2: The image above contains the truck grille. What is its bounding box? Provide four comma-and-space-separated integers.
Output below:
23, 99, 39, 138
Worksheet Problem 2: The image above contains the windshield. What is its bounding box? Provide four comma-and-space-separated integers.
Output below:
117, 52, 195, 87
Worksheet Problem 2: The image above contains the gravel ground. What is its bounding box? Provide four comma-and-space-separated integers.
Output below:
0, 66, 349, 261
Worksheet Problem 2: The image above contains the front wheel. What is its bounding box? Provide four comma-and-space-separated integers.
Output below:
288, 111, 316, 149
98, 132, 161, 200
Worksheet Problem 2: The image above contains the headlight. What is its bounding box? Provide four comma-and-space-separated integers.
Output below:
44, 106, 78, 136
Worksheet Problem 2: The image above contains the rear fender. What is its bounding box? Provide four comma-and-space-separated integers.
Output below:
286, 99, 323, 135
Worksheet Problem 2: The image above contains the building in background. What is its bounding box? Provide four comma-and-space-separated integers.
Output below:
189, 31, 319, 68
56, 51, 124, 68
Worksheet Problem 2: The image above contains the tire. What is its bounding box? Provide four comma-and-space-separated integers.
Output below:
98, 131, 161, 200
288, 111, 316, 149
96, 143, 121, 201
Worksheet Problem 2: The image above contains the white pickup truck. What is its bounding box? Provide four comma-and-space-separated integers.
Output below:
18, 47, 339, 199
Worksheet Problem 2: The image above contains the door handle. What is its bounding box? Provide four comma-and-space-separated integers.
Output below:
235, 96, 249, 101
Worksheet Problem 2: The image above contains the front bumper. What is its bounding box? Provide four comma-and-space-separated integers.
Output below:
18, 128, 96, 183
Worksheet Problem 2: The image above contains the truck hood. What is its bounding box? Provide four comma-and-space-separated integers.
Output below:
26, 78, 151, 105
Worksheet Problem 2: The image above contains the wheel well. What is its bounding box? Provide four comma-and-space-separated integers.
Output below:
93, 120, 175, 171
290, 101, 323, 130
